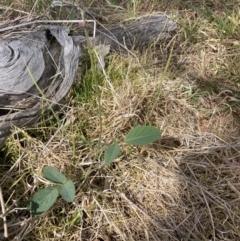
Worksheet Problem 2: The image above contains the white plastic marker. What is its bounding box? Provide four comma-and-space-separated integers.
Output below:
0, 19, 96, 39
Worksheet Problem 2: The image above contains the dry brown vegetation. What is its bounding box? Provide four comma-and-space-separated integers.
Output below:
1, 0, 240, 240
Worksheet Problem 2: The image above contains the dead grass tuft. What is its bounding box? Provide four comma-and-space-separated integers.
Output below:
1, 0, 240, 240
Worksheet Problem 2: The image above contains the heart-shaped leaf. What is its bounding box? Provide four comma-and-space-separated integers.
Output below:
27, 187, 58, 215
104, 143, 121, 165
59, 180, 75, 203
125, 126, 161, 145
42, 166, 67, 184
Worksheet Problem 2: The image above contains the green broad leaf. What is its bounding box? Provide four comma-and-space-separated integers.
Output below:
27, 187, 58, 215
125, 126, 161, 145
42, 166, 67, 184
59, 180, 75, 203
104, 143, 121, 165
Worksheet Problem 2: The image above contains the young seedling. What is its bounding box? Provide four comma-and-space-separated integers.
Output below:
27, 166, 75, 216
104, 125, 161, 165
27, 126, 160, 215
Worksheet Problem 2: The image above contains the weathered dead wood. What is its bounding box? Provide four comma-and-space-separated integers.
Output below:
0, 14, 177, 147
95, 14, 177, 50
0, 25, 81, 146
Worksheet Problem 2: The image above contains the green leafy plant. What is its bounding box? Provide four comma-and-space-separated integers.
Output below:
27, 126, 160, 215
27, 166, 75, 216
104, 125, 161, 165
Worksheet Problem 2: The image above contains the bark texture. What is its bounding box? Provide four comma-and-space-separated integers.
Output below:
0, 25, 81, 146
95, 14, 177, 50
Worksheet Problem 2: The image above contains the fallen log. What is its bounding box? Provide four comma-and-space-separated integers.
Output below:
0, 25, 81, 146
0, 13, 177, 147
95, 14, 177, 50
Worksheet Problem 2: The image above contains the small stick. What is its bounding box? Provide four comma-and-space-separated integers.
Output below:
0, 185, 8, 238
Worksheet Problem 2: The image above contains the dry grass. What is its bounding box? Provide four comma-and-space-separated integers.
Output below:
1, 0, 240, 240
